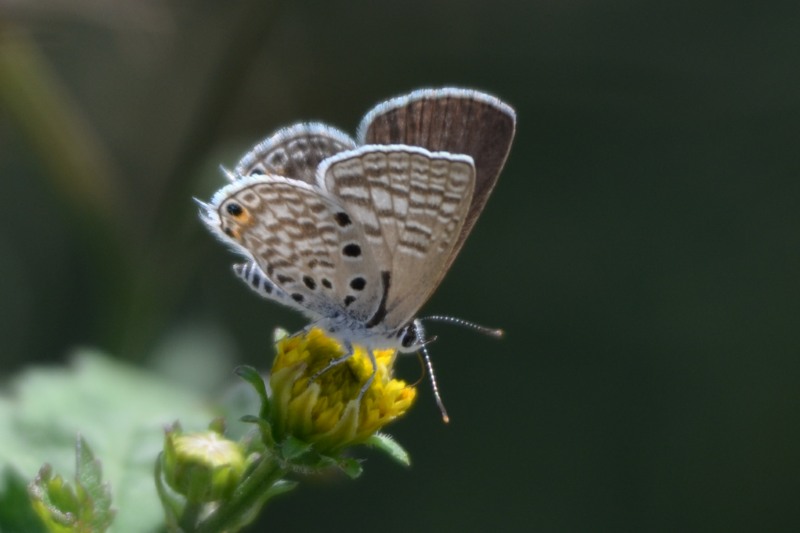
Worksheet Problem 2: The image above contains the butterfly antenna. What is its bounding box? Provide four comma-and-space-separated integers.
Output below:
420, 315, 504, 339
413, 319, 450, 423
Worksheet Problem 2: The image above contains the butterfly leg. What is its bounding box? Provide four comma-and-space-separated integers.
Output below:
309, 340, 356, 382
356, 349, 377, 403
309, 342, 377, 403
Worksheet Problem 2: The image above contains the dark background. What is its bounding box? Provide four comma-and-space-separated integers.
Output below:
2, 1, 799, 531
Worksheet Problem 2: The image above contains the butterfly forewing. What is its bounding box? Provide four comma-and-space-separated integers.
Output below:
235, 123, 356, 184
319, 145, 475, 328
210, 175, 384, 323
357, 88, 516, 270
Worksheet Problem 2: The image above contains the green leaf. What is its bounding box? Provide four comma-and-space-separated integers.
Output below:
74, 436, 114, 532
0, 351, 216, 533
336, 458, 363, 479
239, 415, 275, 449
28, 436, 115, 532
234, 366, 270, 420
279, 436, 313, 461
364, 433, 411, 467
28, 464, 78, 533
262, 479, 297, 498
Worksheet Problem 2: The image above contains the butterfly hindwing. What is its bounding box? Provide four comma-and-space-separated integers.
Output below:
205, 175, 385, 323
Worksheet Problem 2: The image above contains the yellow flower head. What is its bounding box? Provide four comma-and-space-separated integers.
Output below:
269, 328, 416, 453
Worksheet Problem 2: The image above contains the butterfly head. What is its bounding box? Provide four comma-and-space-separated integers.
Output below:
394, 321, 427, 353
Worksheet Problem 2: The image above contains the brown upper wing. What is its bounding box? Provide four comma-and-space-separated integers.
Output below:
357, 88, 516, 270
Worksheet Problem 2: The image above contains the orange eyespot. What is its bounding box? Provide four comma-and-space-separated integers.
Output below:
225, 202, 252, 224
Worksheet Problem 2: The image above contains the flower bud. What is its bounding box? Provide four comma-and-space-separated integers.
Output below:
162, 427, 246, 503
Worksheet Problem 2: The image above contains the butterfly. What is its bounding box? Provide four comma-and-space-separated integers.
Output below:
199, 88, 516, 418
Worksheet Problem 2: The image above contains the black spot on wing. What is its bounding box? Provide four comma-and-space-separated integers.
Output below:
334, 212, 352, 227
342, 243, 361, 257
350, 277, 366, 291
365, 271, 391, 328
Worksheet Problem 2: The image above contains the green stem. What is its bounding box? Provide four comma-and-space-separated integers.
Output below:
178, 502, 204, 532
196, 453, 289, 533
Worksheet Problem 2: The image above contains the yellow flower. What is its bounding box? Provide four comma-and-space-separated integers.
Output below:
270, 328, 416, 453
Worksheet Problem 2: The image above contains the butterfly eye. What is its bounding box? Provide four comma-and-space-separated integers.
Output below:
401, 326, 418, 348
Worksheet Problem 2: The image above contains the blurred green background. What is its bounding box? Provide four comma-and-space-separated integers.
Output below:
2, 1, 799, 531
